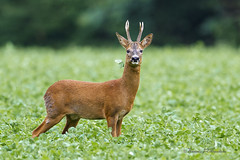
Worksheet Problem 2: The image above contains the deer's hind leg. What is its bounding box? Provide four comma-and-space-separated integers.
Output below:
32, 114, 65, 138
62, 115, 80, 134
32, 94, 66, 138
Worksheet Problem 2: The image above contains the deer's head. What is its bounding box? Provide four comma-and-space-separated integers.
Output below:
116, 20, 153, 66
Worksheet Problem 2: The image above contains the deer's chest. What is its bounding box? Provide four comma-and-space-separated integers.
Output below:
118, 109, 127, 119
118, 101, 134, 119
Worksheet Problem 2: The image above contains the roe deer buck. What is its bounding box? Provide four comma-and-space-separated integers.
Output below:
32, 20, 153, 138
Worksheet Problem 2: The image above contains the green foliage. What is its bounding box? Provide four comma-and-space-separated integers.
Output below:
0, 45, 240, 159
0, 0, 239, 46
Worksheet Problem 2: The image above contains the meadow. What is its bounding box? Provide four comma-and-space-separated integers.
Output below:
0, 44, 240, 159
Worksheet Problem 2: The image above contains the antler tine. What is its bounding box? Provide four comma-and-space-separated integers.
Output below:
125, 20, 132, 42
137, 22, 144, 42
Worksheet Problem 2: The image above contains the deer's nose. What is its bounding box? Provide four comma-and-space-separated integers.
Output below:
131, 57, 139, 62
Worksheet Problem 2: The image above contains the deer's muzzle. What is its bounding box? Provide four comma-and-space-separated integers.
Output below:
131, 55, 140, 64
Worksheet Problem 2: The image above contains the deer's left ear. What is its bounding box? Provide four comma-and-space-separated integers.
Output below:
140, 33, 153, 49
116, 32, 129, 49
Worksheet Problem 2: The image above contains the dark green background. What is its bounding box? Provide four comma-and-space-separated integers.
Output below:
0, 0, 239, 46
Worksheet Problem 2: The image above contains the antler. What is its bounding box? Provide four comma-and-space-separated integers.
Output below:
125, 20, 132, 42
137, 22, 144, 42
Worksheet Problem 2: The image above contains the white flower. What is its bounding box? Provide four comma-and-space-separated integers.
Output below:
129, 151, 134, 156
115, 59, 123, 64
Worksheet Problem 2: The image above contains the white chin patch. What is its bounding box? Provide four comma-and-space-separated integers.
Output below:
131, 61, 139, 65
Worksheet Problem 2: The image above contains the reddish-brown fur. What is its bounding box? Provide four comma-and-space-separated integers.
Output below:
32, 20, 153, 138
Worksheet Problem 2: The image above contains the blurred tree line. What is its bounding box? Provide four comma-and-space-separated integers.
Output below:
0, 0, 239, 46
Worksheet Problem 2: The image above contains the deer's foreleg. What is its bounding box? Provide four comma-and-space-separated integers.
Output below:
106, 116, 118, 137
116, 119, 123, 137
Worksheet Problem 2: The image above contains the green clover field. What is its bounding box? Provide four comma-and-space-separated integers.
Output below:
0, 44, 240, 159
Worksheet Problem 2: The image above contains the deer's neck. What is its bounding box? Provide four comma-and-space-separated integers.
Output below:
121, 60, 141, 99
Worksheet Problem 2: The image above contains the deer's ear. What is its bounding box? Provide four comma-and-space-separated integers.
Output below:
140, 33, 153, 49
116, 32, 129, 49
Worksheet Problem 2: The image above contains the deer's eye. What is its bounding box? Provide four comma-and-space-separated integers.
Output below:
140, 50, 143, 53
127, 50, 130, 53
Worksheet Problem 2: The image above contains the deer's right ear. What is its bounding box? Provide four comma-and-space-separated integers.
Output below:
116, 32, 129, 49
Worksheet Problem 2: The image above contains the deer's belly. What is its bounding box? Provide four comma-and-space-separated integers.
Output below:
69, 102, 105, 120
